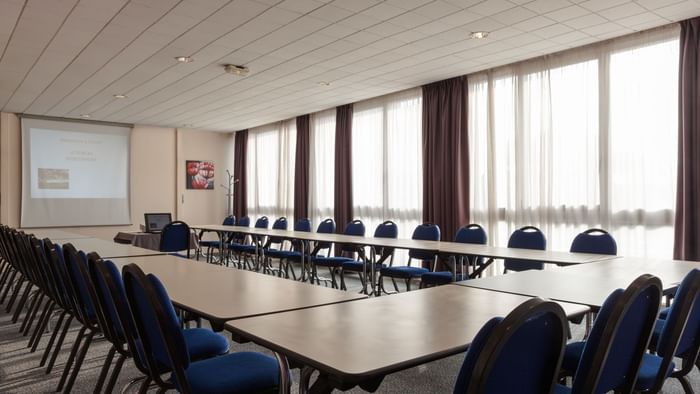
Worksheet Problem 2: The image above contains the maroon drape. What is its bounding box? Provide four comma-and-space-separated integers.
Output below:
422, 76, 470, 242
334, 104, 353, 233
294, 115, 310, 221
233, 130, 248, 220
674, 18, 700, 261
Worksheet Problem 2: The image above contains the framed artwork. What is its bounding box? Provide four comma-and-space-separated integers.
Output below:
186, 160, 214, 190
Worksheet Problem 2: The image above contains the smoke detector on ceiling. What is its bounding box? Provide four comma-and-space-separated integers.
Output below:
224, 64, 249, 76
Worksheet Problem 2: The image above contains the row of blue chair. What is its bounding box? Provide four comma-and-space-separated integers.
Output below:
0, 225, 285, 393
460, 270, 700, 393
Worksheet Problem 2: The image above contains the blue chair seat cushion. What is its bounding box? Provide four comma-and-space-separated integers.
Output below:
183, 328, 230, 361
658, 306, 670, 319
313, 256, 354, 267
178, 351, 280, 394
380, 266, 429, 278
649, 318, 665, 349
229, 244, 257, 253
421, 271, 453, 284
561, 341, 585, 375
554, 384, 571, 394
342, 260, 385, 271
265, 249, 301, 259
635, 353, 675, 391
199, 240, 221, 248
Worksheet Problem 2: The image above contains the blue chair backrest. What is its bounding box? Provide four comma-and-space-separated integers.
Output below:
123, 265, 189, 377
222, 215, 235, 226
238, 216, 250, 227
570, 229, 617, 255
159, 221, 190, 253
63, 244, 96, 321
409, 223, 440, 261
315, 218, 336, 250
572, 274, 662, 393
454, 224, 488, 266
294, 218, 312, 232
454, 298, 567, 393
89, 258, 126, 340
505, 226, 546, 272
269, 217, 288, 244
338, 220, 365, 254
374, 221, 398, 239
657, 269, 700, 370
254, 216, 269, 229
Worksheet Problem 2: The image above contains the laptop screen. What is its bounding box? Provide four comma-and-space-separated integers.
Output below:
144, 213, 172, 233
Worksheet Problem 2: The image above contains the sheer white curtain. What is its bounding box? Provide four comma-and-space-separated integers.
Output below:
469, 26, 679, 260
246, 119, 296, 224
308, 109, 336, 230
352, 88, 423, 264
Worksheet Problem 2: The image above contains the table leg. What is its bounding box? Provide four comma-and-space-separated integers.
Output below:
469, 257, 494, 279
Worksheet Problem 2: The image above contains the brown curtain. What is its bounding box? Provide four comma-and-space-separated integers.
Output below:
233, 130, 248, 220
674, 17, 700, 261
422, 76, 470, 242
334, 104, 353, 233
294, 115, 310, 221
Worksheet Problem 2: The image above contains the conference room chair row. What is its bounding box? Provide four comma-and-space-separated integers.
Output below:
188, 215, 618, 293
1, 224, 698, 393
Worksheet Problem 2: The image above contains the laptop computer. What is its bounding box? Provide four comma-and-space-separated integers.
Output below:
144, 213, 172, 233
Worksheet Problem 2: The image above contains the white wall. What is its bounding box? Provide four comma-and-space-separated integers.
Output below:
0, 112, 233, 240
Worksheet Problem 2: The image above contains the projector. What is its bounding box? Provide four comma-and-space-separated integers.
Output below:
224, 64, 249, 76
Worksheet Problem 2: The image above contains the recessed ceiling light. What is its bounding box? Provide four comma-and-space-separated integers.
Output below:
175, 56, 193, 63
470, 31, 489, 39
317, 81, 331, 86
113, 94, 127, 99
79, 114, 91, 118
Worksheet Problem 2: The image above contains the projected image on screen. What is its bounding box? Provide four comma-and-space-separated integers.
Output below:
29, 128, 127, 199
21, 117, 131, 227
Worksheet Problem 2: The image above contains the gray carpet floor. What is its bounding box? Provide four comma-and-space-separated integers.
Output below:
0, 261, 697, 393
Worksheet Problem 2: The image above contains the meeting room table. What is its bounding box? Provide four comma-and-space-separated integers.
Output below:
52, 237, 167, 259
110, 253, 367, 331
19, 228, 93, 241
456, 256, 700, 308
225, 284, 590, 393
193, 224, 621, 294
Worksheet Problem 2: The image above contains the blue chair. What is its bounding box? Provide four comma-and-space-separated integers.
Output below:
569, 228, 617, 256
634, 269, 700, 393
421, 224, 487, 287
87, 256, 230, 393
197, 215, 235, 263
228, 216, 268, 270
260, 217, 288, 275
379, 223, 440, 293
454, 298, 567, 393
340, 221, 398, 294
122, 264, 285, 393
159, 221, 192, 259
504, 226, 546, 273
267, 218, 312, 280
311, 220, 365, 289
557, 274, 662, 393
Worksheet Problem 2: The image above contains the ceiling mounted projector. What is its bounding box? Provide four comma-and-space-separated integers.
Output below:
224, 64, 249, 76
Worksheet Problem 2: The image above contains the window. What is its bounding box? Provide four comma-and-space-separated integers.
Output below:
246, 119, 296, 224
469, 26, 679, 259
352, 88, 423, 263
308, 109, 336, 229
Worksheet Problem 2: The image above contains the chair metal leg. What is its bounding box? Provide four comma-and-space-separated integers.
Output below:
105, 353, 127, 394
405, 279, 412, 291
7, 278, 28, 315
137, 377, 152, 394
39, 310, 66, 363
61, 330, 95, 393
11, 283, 33, 322
46, 315, 73, 372
678, 375, 693, 394
94, 345, 116, 394
0, 265, 12, 294
23, 293, 47, 336
19, 291, 43, 333
56, 325, 86, 388
0, 270, 18, 304
29, 301, 54, 350
120, 376, 147, 394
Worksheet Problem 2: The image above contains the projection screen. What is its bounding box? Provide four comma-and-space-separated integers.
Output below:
21, 117, 131, 227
